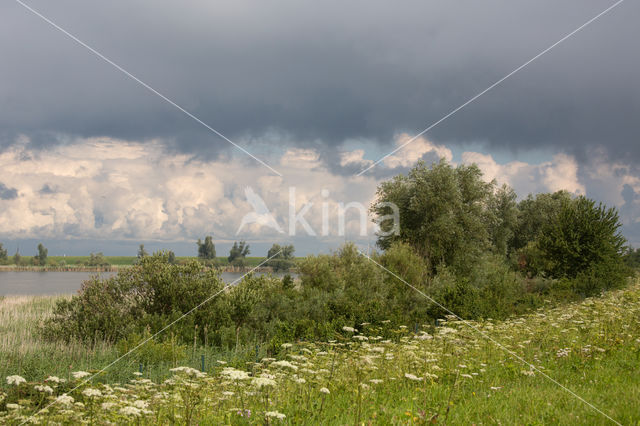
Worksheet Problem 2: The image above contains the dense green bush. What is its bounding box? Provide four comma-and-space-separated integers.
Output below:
42, 253, 226, 344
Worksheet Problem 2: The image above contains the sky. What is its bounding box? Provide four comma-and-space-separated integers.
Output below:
0, 0, 639, 256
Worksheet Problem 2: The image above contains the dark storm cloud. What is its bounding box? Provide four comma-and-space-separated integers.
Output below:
0, 0, 638, 161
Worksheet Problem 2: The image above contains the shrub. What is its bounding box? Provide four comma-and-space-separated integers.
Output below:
42, 253, 226, 344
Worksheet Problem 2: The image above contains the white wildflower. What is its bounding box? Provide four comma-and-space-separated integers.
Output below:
6, 403, 20, 410
120, 406, 142, 417
101, 402, 117, 410
56, 394, 74, 406
265, 411, 286, 420
281, 343, 293, 349
71, 371, 91, 379
342, 326, 357, 333
319, 387, 330, 394
170, 366, 206, 377
252, 377, 277, 388
45, 376, 64, 383
221, 368, 250, 380
133, 400, 149, 409
34, 385, 54, 394
404, 373, 423, 381
82, 388, 102, 398
272, 360, 298, 371
6, 375, 26, 386
369, 379, 383, 384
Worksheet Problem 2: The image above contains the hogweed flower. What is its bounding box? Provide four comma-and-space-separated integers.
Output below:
120, 406, 142, 417
265, 411, 286, 420
319, 387, 330, 394
56, 394, 74, 406
404, 373, 423, 381
34, 385, 54, 394
72, 371, 91, 379
6, 375, 26, 386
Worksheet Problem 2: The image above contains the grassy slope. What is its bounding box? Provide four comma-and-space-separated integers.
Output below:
11, 256, 301, 267
1, 280, 639, 424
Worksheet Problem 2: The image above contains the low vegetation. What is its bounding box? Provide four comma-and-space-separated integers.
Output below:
2, 279, 640, 424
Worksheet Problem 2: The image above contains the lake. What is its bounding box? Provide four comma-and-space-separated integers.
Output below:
0, 271, 294, 295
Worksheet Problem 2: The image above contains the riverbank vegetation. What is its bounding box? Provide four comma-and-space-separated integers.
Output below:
2, 279, 640, 424
1, 158, 638, 423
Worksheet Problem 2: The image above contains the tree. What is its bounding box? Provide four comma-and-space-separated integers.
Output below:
266, 243, 296, 271
228, 241, 250, 266
0, 243, 7, 263
538, 196, 627, 279
511, 191, 572, 252
137, 244, 148, 259
487, 184, 518, 257
167, 250, 176, 265
371, 159, 494, 274
86, 252, 109, 267
197, 236, 216, 260
36, 243, 48, 265
13, 250, 21, 266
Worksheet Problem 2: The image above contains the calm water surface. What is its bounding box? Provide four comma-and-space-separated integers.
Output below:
0, 271, 293, 295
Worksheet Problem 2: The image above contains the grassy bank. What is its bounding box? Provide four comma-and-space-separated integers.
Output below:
1, 256, 301, 269
2, 279, 639, 424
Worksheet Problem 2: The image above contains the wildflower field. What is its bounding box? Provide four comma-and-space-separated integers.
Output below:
1, 278, 639, 425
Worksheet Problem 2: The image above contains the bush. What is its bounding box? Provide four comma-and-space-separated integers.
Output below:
42, 253, 226, 344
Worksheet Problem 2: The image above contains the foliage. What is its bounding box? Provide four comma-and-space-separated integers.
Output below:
537, 196, 627, 282
5, 281, 640, 424
137, 244, 148, 260
42, 253, 226, 344
371, 159, 495, 275
511, 191, 572, 252
0, 243, 7, 263
35, 243, 48, 266
13, 251, 23, 266
227, 241, 250, 267
116, 329, 186, 365
197, 236, 216, 260
266, 244, 296, 271
84, 252, 110, 267
624, 247, 640, 269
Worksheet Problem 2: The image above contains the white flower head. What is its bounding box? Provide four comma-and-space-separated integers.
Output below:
319, 387, 330, 394
265, 411, 286, 420
271, 360, 298, 371
82, 388, 102, 398
34, 384, 54, 394
252, 377, 277, 388
72, 371, 91, 379
120, 406, 142, 417
6, 375, 26, 386
56, 394, 75, 406
404, 373, 423, 381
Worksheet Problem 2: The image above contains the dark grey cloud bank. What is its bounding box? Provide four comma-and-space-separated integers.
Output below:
1, 0, 638, 162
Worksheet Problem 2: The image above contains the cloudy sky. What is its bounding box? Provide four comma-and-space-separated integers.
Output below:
0, 0, 638, 256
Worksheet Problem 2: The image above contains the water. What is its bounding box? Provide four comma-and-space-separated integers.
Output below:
0, 271, 295, 295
